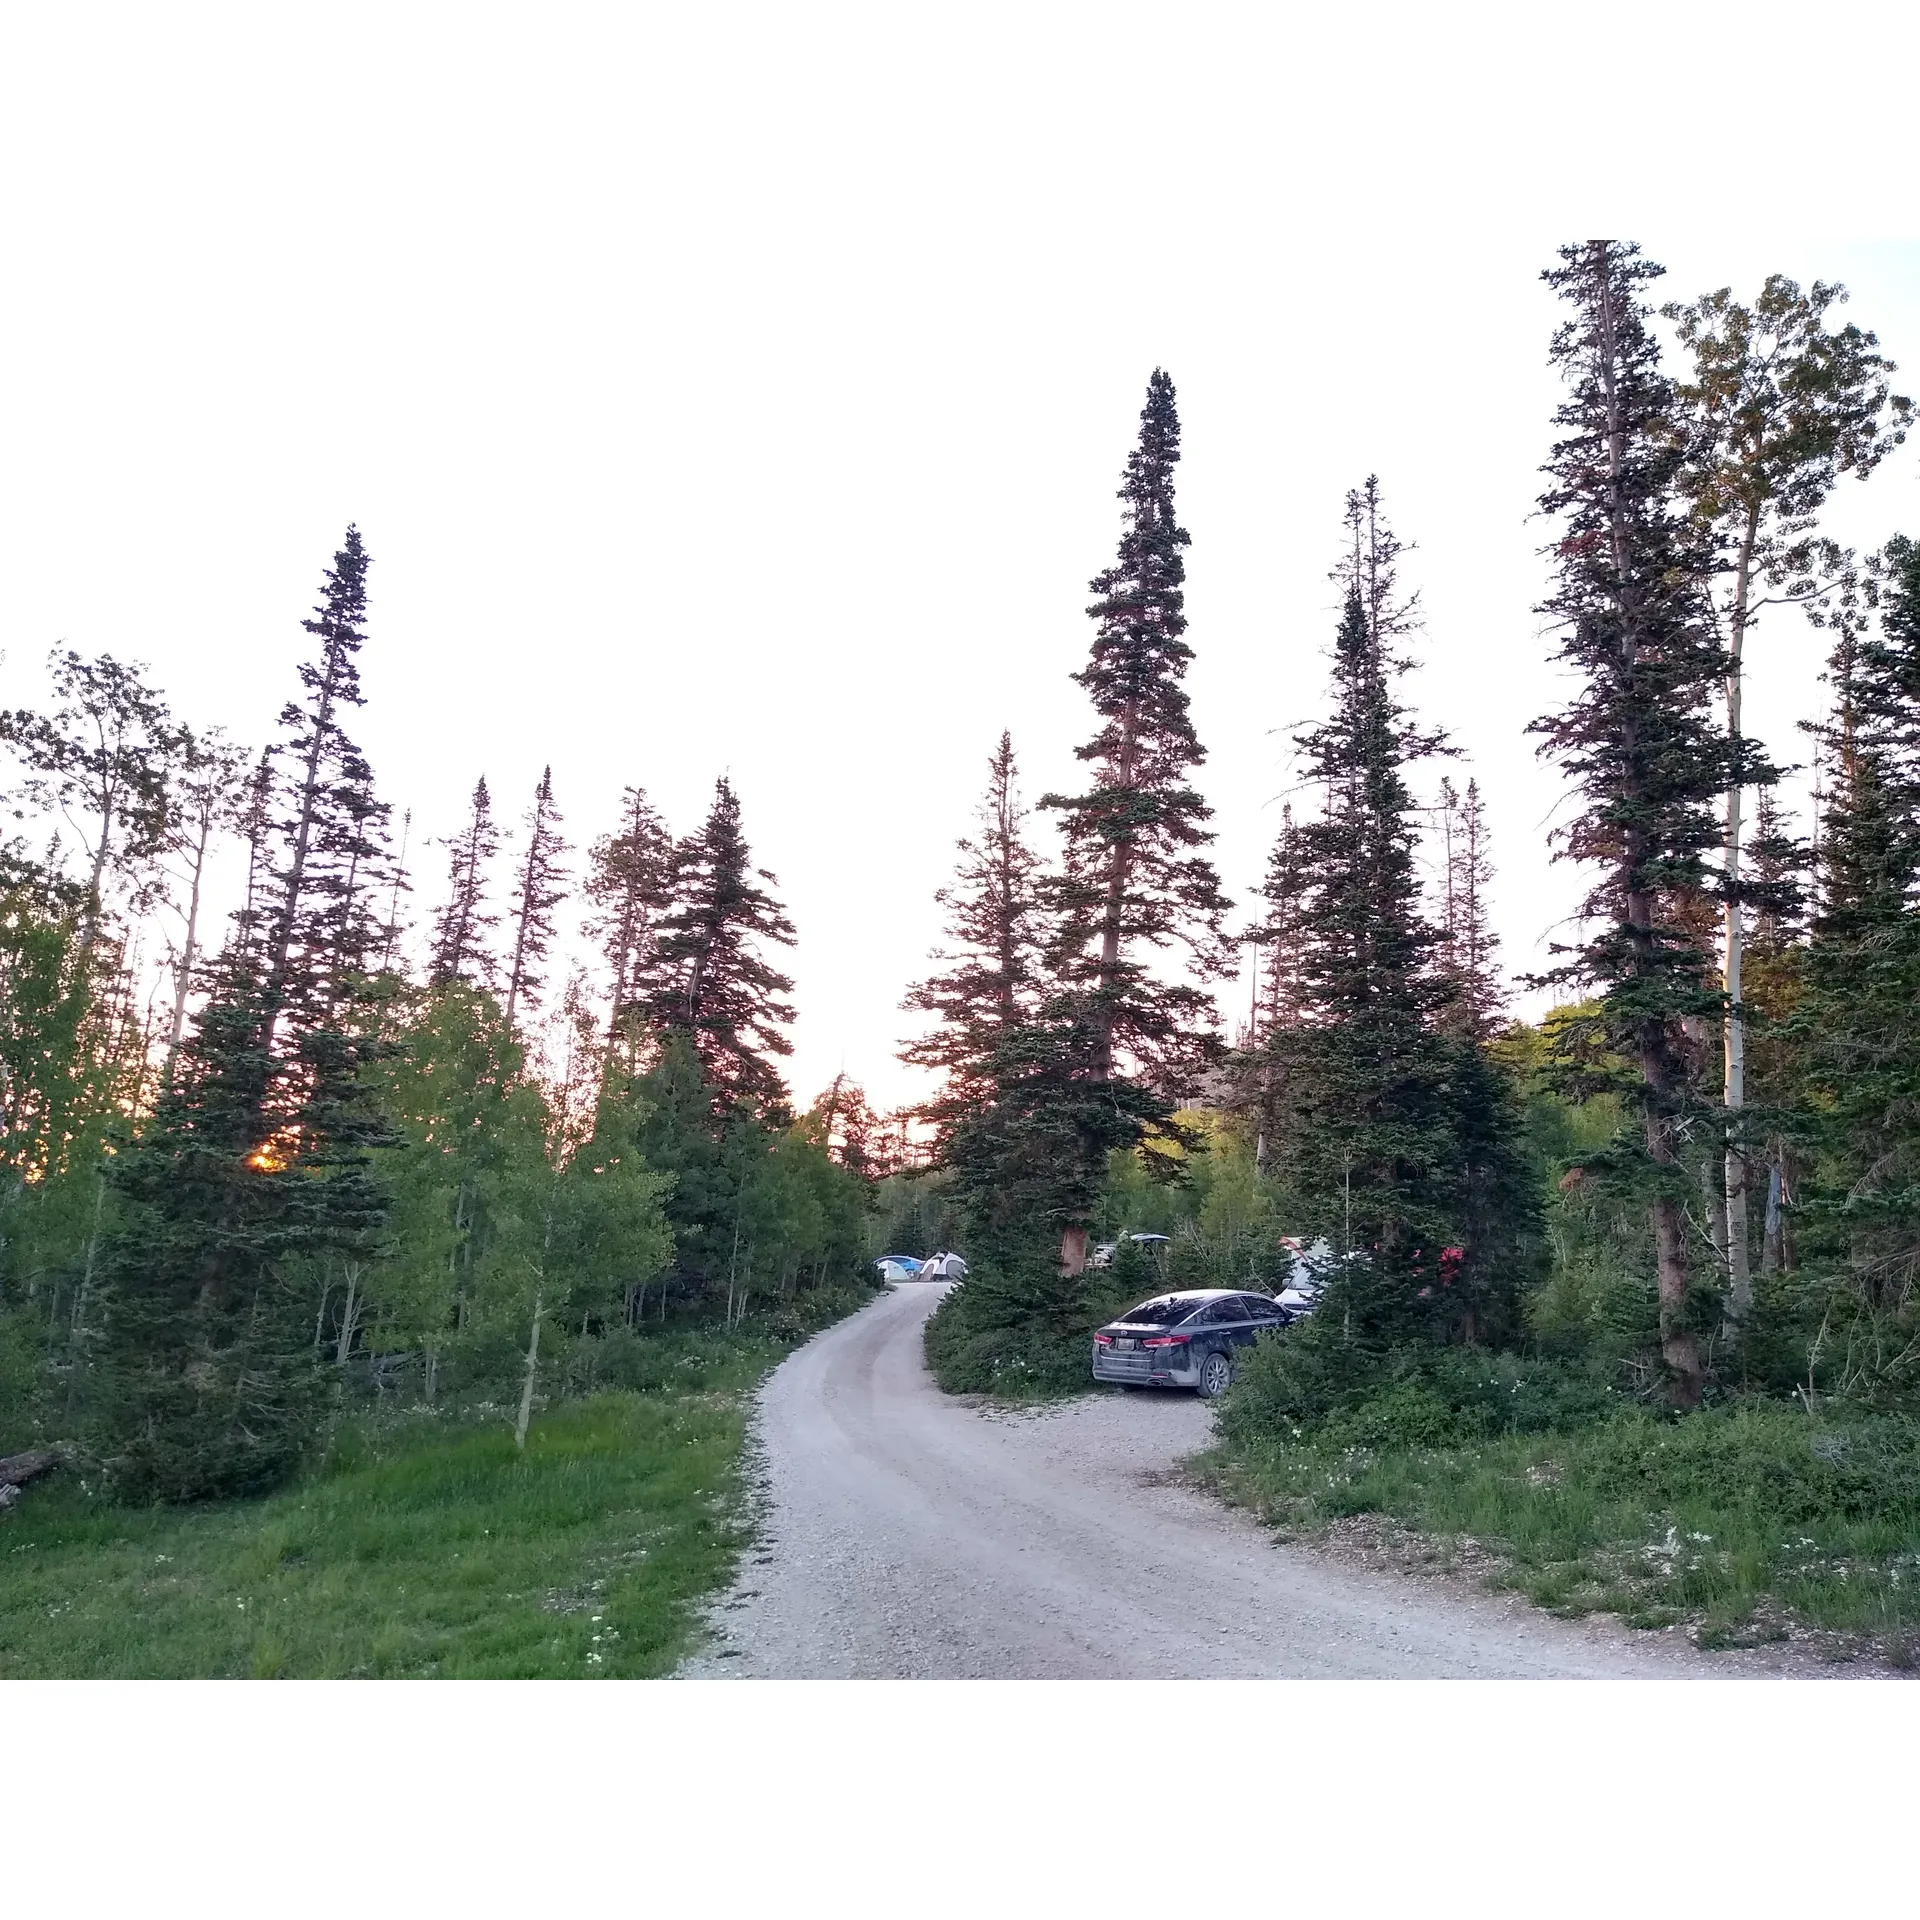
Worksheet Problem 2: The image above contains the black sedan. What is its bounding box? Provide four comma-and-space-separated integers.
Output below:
1091, 1288, 1292, 1397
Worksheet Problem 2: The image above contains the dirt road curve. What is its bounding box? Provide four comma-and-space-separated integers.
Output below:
681, 1283, 1740, 1679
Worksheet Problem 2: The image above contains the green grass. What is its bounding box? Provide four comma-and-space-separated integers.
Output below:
0, 1331, 793, 1678
1197, 1398, 1920, 1659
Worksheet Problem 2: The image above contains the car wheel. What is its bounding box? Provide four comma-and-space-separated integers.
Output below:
1195, 1349, 1233, 1399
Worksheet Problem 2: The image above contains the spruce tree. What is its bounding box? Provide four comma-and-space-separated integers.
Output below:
256, 528, 393, 1052
502, 765, 569, 1034
1435, 776, 1501, 1039
1786, 536, 1920, 1335
1040, 370, 1231, 1270
1247, 483, 1513, 1337
93, 529, 396, 1500
1530, 242, 1736, 1409
646, 778, 797, 1114
429, 776, 501, 989
583, 783, 675, 1071
902, 732, 1049, 1158
1230, 802, 1309, 1171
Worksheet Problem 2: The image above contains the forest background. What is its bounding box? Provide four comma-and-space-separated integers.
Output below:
5, 9, 1920, 1677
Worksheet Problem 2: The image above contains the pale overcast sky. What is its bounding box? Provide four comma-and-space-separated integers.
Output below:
3, 6, 1917, 1111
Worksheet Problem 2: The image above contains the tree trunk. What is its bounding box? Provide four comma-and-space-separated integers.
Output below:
514, 1290, 544, 1451
0, 1449, 64, 1491
1653, 1188, 1703, 1409
72, 789, 116, 976
1059, 1225, 1088, 1276
334, 1265, 362, 1366
1703, 1156, 1728, 1267
165, 814, 214, 1074
1721, 505, 1759, 1323
1761, 1150, 1784, 1276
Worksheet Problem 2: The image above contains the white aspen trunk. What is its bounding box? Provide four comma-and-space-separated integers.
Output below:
423, 1345, 439, 1403
334, 1265, 361, 1366
514, 1290, 544, 1451
725, 1211, 742, 1328
1721, 509, 1759, 1322
312, 1283, 331, 1350
166, 813, 214, 1073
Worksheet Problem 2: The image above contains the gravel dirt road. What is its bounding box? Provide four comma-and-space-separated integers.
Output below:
681, 1283, 1762, 1678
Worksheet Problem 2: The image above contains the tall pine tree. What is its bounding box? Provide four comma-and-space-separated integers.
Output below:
1531, 242, 1736, 1409
1246, 483, 1519, 1337
1435, 775, 1501, 1039
429, 776, 501, 989
502, 765, 569, 1034
646, 778, 797, 1114
1040, 370, 1230, 1270
583, 783, 675, 1072
95, 528, 396, 1499
902, 731, 1049, 1157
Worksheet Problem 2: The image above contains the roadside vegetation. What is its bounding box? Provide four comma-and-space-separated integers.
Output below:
0, 532, 890, 1672
0, 1326, 859, 1679
910, 247, 1920, 1654
1201, 1379, 1920, 1659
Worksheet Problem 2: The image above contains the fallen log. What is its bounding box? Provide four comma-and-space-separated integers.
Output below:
0, 1448, 64, 1491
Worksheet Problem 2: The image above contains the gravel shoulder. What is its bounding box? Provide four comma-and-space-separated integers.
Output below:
681, 1282, 1808, 1679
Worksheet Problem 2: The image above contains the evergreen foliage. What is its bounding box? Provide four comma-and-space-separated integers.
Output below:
429, 776, 501, 989
6, 240, 1920, 1562
584, 783, 675, 1070
502, 765, 569, 1033
94, 530, 398, 1500
1780, 536, 1920, 1386
1235, 482, 1534, 1343
1038, 369, 1231, 1266
646, 777, 797, 1115
902, 732, 1047, 1146
1529, 241, 1740, 1409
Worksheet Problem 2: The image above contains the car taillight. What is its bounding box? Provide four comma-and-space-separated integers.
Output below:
1143, 1334, 1188, 1349
1094, 1333, 1113, 1345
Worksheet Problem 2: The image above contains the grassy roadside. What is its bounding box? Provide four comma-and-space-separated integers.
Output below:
1195, 1398, 1920, 1661
0, 1328, 813, 1678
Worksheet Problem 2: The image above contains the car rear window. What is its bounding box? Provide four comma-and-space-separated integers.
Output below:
1116, 1295, 1199, 1326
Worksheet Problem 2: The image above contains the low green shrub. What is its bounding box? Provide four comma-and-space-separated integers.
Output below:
924, 1250, 1138, 1399
1219, 1313, 1619, 1450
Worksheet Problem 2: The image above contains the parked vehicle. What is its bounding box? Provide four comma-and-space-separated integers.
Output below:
1087, 1232, 1171, 1269
1091, 1287, 1294, 1397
